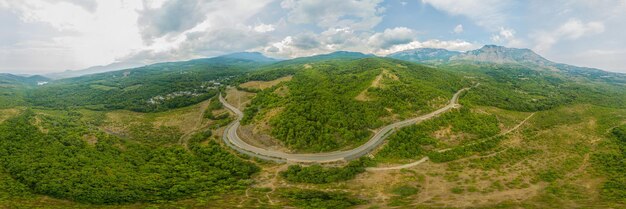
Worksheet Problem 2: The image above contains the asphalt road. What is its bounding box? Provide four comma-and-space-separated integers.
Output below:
220, 86, 472, 163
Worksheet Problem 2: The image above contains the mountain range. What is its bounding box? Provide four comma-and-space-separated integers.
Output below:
8, 45, 619, 82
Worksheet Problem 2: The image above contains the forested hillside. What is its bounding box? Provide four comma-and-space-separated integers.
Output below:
0, 110, 258, 204
24, 54, 275, 112
242, 57, 465, 152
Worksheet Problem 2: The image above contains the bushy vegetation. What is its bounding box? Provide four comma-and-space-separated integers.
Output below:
203, 97, 226, 120
243, 58, 463, 151
280, 157, 374, 184
0, 110, 258, 204
592, 125, 626, 203
376, 108, 500, 161
280, 189, 365, 209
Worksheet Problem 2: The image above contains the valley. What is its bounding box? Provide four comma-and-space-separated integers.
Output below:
1, 46, 625, 208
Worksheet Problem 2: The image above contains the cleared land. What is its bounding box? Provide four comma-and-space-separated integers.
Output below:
239, 76, 292, 90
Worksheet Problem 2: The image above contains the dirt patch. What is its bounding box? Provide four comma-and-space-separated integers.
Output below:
0, 108, 20, 124
432, 126, 474, 147
83, 134, 98, 145
356, 69, 399, 101
226, 87, 256, 110
239, 107, 291, 152
273, 85, 290, 97
240, 76, 293, 90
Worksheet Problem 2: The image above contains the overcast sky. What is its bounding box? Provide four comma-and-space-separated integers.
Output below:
1, 0, 626, 74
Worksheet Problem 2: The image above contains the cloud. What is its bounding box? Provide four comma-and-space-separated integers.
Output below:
532, 19, 605, 52
0, 0, 144, 73
253, 23, 275, 33
490, 27, 524, 47
374, 39, 477, 55
281, 0, 385, 30
421, 0, 511, 29
262, 26, 476, 58
368, 27, 416, 49
137, 0, 209, 43
137, 0, 273, 44
453, 24, 463, 33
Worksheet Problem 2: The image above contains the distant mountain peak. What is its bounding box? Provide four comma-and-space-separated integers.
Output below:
452, 45, 550, 65
218, 51, 278, 63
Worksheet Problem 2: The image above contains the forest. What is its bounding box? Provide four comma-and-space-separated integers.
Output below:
280, 157, 374, 184
243, 58, 464, 151
0, 110, 258, 204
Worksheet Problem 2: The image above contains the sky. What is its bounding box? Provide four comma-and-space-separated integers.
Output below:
1, 0, 626, 74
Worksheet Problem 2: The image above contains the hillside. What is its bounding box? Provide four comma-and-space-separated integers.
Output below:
24, 52, 277, 112
0, 49, 625, 208
240, 57, 465, 152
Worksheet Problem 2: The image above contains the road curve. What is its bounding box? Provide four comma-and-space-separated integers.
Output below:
220, 86, 473, 163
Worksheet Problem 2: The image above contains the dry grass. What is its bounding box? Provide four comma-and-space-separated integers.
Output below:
239, 107, 289, 152
225, 87, 256, 110
0, 108, 20, 124
102, 100, 210, 138
240, 76, 293, 90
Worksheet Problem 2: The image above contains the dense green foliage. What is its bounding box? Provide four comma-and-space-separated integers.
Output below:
244, 58, 463, 151
24, 57, 268, 112
376, 108, 500, 161
280, 189, 365, 209
592, 125, 626, 203
0, 74, 48, 108
0, 110, 258, 204
445, 64, 626, 112
280, 157, 374, 184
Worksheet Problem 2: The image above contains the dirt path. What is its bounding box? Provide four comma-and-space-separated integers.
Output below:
178, 100, 210, 148
367, 112, 535, 171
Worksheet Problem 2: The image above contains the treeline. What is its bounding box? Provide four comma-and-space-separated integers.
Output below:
377, 108, 500, 161
0, 110, 258, 204
243, 58, 462, 152
592, 125, 626, 203
280, 157, 374, 184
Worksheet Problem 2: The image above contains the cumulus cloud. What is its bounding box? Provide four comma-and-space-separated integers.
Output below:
490, 27, 524, 47
532, 19, 605, 52
262, 26, 475, 58
368, 27, 416, 49
281, 0, 385, 30
137, 0, 209, 43
453, 24, 463, 33
374, 39, 477, 55
136, 0, 272, 44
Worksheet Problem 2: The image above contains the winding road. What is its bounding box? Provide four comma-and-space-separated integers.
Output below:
220, 86, 473, 163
